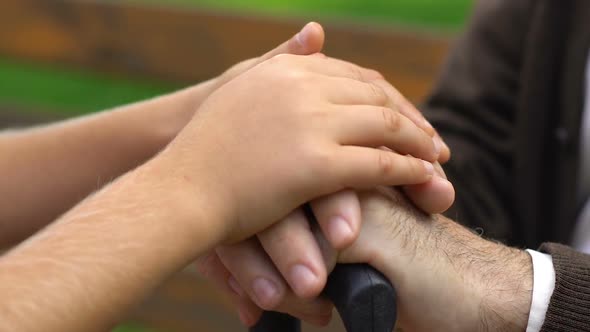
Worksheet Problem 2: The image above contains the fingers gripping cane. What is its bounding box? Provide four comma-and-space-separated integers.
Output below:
250, 206, 397, 332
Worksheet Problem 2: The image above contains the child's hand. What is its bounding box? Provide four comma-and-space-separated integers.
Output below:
156, 22, 327, 139
206, 23, 455, 215
153, 53, 438, 245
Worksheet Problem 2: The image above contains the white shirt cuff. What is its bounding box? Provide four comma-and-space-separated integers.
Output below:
525, 249, 555, 332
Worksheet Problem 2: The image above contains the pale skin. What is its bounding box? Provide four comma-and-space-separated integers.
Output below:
0, 22, 451, 249
212, 187, 534, 332
0, 23, 319, 248
0, 23, 455, 331
1, 19, 452, 304
0, 83, 205, 247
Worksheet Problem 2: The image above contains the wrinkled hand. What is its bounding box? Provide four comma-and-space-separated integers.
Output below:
335, 188, 533, 332
202, 187, 532, 331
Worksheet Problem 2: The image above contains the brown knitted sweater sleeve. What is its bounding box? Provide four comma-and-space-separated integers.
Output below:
539, 243, 590, 331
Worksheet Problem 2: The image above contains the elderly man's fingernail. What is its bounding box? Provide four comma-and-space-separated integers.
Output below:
228, 276, 245, 297
252, 277, 279, 308
238, 307, 255, 326
327, 216, 352, 244
295, 22, 315, 47
289, 264, 318, 296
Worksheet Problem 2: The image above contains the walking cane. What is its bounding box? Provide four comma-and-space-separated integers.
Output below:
250, 206, 397, 332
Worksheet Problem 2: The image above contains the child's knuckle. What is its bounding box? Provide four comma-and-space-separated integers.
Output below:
368, 82, 388, 106
347, 64, 365, 81
376, 151, 395, 176
406, 158, 424, 178
381, 107, 402, 133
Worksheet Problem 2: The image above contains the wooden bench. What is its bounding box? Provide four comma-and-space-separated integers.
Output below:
0, 1, 454, 331
0, 0, 452, 103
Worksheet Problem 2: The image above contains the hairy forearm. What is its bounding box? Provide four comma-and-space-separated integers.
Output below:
431, 216, 532, 332
345, 189, 532, 332
0, 80, 216, 247
380, 213, 532, 332
0, 161, 213, 332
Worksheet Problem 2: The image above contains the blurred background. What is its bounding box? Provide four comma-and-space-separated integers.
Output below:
0, 0, 473, 331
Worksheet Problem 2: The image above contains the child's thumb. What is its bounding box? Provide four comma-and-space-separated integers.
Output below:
259, 22, 325, 62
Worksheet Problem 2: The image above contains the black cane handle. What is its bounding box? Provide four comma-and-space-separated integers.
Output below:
250, 263, 397, 332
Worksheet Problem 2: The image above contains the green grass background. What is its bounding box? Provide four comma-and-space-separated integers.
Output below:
1, 1, 473, 331
136, 0, 472, 30
0, 57, 175, 116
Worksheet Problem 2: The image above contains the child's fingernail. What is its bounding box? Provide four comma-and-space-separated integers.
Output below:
327, 216, 352, 244
228, 276, 245, 297
252, 277, 279, 308
289, 264, 318, 296
295, 22, 315, 47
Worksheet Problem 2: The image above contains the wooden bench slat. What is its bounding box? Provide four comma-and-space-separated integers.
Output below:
0, 0, 451, 102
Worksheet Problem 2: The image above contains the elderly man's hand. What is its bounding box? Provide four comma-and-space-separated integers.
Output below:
335, 188, 533, 332
209, 187, 533, 331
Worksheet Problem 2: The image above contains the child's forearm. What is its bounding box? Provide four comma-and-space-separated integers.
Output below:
0, 79, 216, 248
0, 161, 215, 332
